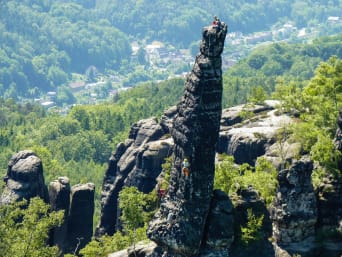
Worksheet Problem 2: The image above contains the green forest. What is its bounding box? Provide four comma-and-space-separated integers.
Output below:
1, 0, 342, 256
222, 33, 342, 107
1, 0, 342, 100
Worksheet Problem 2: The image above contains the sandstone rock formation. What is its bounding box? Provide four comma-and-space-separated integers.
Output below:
95, 114, 174, 237
218, 101, 293, 167
270, 156, 317, 256
66, 183, 95, 254
229, 186, 274, 257
96, 98, 295, 240
201, 189, 234, 255
0, 150, 49, 205
49, 176, 71, 253
147, 22, 228, 256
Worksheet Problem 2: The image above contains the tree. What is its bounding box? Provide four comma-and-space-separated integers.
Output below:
240, 209, 264, 246
0, 197, 64, 257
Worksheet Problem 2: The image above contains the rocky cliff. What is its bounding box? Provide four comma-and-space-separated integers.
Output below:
0, 150, 49, 205
0, 151, 95, 255
95, 114, 174, 237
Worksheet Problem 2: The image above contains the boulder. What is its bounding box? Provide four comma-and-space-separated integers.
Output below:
0, 150, 48, 205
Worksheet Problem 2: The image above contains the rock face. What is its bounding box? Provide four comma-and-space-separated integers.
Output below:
49, 179, 95, 254
335, 108, 342, 170
0, 150, 49, 205
147, 23, 228, 256
270, 157, 317, 255
201, 189, 234, 254
49, 177, 71, 253
218, 101, 293, 167
66, 183, 95, 254
96, 98, 294, 238
95, 114, 174, 237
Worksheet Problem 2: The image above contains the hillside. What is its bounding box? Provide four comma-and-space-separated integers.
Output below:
1, 0, 342, 101
222, 33, 342, 107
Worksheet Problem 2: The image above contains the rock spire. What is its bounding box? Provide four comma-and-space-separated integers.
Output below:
147, 22, 228, 255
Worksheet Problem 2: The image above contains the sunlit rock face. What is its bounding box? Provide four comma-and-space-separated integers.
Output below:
0, 150, 48, 205
95, 113, 174, 237
147, 23, 228, 256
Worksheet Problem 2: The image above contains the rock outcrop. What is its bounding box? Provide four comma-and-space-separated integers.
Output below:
270, 157, 317, 256
201, 189, 234, 255
230, 186, 274, 257
66, 183, 95, 254
49, 176, 71, 253
218, 101, 293, 167
97, 99, 294, 239
0, 150, 49, 205
95, 114, 174, 237
0, 151, 96, 255
147, 23, 228, 256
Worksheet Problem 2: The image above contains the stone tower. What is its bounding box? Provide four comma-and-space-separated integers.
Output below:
147, 22, 228, 256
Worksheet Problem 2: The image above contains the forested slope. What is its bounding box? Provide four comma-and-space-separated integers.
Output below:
222, 33, 342, 107
1, 0, 342, 99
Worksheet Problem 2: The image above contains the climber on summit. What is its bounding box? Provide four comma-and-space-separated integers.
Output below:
212, 15, 218, 26
182, 158, 190, 177
212, 15, 222, 31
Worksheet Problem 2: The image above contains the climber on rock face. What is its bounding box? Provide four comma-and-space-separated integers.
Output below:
182, 158, 190, 177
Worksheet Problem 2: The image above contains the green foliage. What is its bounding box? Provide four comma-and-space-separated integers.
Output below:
276, 56, 342, 186
310, 133, 342, 171
79, 232, 132, 257
80, 187, 157, 257
301, 56, 342, 134
214, 155, 241, 194
159, 156, 173, 190
0, 197, 64, 257
248, 86, 267, 104
214, 155, 278, 205
240, 209, 264, 246
119, 187, 146, 232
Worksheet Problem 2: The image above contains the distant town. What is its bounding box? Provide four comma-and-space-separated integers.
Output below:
38, 16, 342, 110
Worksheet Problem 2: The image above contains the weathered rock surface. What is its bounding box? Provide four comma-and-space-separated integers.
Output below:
0, 150, 49, 205
230, 186, 274, 257
49, 176, 71, 253
147, 23, 228, 256
95, 115, 174, 237
218, 101, 293, 166
201, 189, 234, 254
66, 183, 95, 254
270, 157, 317, 256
